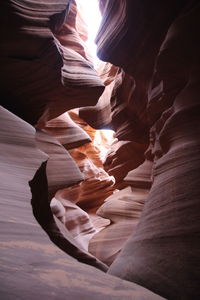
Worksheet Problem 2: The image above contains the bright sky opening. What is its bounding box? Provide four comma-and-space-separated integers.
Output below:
76, 0, 115, 144
76, 0, 102, 66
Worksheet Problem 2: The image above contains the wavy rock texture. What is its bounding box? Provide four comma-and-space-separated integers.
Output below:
124, 159, 153, 189
79, 63, 120, 129
106, 2, 200, 300
50, 197, 97, 251
68, 133, 115, 212
69, 109, 109, 167
80, 64, 149, 144
47, 109, 116, 212
0, 106, 108, 272
79, 59, 149, 195
35, 128, 102, 253
35, 129, 83, 200
0, 0, 104, 126
52, 179, 110, 252
0, 106, 48, 232
42, 111, 115, 252
76, 159, 115, 211
1, 0, 200, 299
79, 63, 148, 191
43, 112, 91, 150
88, 153, 153, 266
89, 186, 148, 266
88, 145, 153, 266
96, 0, 190, 76
68, 111, 116, 211
0, 106, 165, 300
103, 140, 146, 185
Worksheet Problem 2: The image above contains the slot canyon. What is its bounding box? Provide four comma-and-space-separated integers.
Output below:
0, 0, 200, 299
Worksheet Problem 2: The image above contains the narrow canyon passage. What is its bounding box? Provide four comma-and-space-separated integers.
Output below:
1, 1, 200, 300
46, 108, 148, 267
41, 0, 149, 268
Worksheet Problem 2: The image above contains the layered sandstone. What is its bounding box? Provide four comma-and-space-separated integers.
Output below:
1, 0, 104, 126
0, 107, 165, 300
1, 0, 200, 299
43, 112, 91, 150
99, 1, 200, 300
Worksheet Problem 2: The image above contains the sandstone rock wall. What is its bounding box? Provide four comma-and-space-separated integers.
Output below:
99, 1, 200, 300
0, 0, 104, 125
1, 0, 200, 299
0, 109, 164, 300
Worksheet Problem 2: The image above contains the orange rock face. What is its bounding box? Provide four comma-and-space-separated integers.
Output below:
0, 107, 163, 300
98, 2, 200, 300
1, 0, 200, 299
1, 0, 104, 126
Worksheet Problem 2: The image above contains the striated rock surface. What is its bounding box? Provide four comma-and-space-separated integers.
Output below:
0, 0, 104, 126
35, 129, 83, 201
0, 108, 166, 300
50, 196, 97, 251
0, 105, 166, 300
88, 145, 153, 266
103, 140, 146, 184
124, 159, 153, 189
67, 112, 116, 211
106, 2, 200, 300
96, 0, 190, 76
80, 64, 149, 144
89, 186, 148, 266
43, 111, 115, 251
79, 63, 120, 129
0, 106, 108, 272
35, 127, 105, 253
1, 0, 200, 299
43, 112, 91, 150
68, 146, 115, 216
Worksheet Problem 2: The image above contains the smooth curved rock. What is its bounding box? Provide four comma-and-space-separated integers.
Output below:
79, 63, 120, 129
89, 151, 153, 266
0, 106, 166, 299
109, 3, 200, 300
96, 0, 189, 77
50, 196, 97, 251
80, 67, 149, 144
1, 0, 200, 299
43, 112, 91, 150
89, 187, 148, 266
103, 141, 146, 184
0, 0, 104, 125
124, 159, 153, 189
69, 146, 115, 211
35, 129, 83, 200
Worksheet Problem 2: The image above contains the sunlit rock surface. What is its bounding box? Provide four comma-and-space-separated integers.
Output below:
41, 110, 115, 253
88, 142, 153, 266
124, 159, 153, 189
1, 0, 104, 126
103, 141, 146, 184
89, 186, 148, 266
43, 112, 91, 150
79, 63, 120, 129
1, 0, 200, 299
0, 106, 165, 300
101, 1, 200, 300
0, 107, 104, 288
50, 196, 97, 251
35, 129, 83, 200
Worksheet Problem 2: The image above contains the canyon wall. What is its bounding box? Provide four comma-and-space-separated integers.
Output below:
94, 1, 200, 299
1, 0, 200, 299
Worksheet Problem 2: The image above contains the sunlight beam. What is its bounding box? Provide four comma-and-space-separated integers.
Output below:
76, 0, 102, 66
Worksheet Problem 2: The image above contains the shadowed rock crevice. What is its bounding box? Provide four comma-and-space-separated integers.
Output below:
1, 0, 200, 299
30, 161, 108, 272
